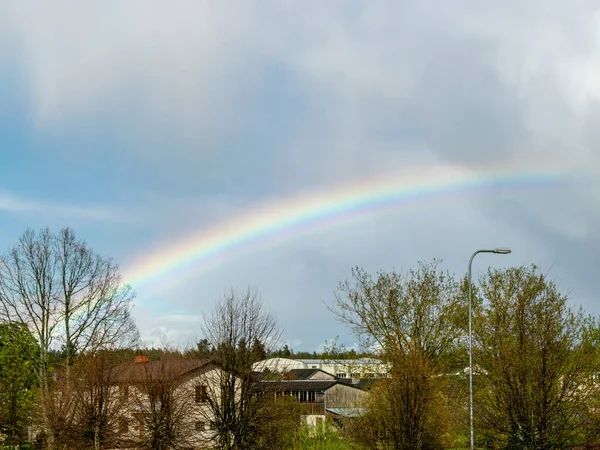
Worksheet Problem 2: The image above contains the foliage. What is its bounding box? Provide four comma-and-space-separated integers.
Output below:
0, 323, 39, 445
292, 422, 361, 450
255, 396, 304, 450
473, 265, 600, 449
269, 340, 371, 360
332, 261, 464, 450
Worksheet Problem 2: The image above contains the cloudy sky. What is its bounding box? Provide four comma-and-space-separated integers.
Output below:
1, 1, 599, 351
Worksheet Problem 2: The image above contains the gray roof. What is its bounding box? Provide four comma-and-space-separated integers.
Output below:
258, 379, 365, 393
326, 407, 366, 417
284, 368, 335, 380
264, 380, 338, 392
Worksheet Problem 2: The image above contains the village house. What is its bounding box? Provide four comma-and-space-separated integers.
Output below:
100, 357, 373, 449
112, 356, 223, 449
256, 367, 368, 428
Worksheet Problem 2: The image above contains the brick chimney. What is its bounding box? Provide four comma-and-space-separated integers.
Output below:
135, 355, 149, 363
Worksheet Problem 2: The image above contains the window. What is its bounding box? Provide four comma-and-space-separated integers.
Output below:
336, 373, 347, 378
118, 417, 129, 434
195, 385, 208, 403
351, 373, 360, 378
195, 421, 206, 432
365, 373, 376, 378
119, 385, 129, 401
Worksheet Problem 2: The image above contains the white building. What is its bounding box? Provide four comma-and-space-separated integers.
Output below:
253, 357, 390, 380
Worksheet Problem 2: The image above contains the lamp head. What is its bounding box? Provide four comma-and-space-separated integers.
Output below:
493, 247, 511, 255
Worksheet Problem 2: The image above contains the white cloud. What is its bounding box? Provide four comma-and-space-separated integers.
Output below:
0, 189, 134, 223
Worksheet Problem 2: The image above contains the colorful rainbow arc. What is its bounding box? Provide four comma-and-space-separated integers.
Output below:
122, 165, 570, 290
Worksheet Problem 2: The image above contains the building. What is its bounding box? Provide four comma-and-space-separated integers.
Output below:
257, 368, 368, 427
253, 357, 390, 380
112, 356, 223, 449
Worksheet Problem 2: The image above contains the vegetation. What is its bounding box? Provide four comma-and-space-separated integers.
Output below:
292, 422, 359, 449
0, 323, 39, 445
473, 265, 600, 449
198, 288, 283, 450
332, 262, 465, 450
2, 227, 600, 449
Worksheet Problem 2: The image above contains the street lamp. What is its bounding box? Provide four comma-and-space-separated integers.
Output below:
468, 248, 511, 450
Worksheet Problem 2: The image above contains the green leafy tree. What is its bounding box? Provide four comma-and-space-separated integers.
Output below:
0, 322, 39, 444
196, 338, 213, 358
332, 261, 465, 450
473, 265, 600, 449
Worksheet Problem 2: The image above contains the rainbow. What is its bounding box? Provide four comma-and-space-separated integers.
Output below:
123, 164, 571, 290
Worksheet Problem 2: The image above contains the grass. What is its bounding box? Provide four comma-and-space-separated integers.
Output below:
292, 424, 359, 450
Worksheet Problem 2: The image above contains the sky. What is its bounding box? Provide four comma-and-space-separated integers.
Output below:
1, 1, 599, 352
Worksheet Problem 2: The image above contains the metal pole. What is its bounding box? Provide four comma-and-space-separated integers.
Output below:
468, 248, 511, 450
468, 251, 478, 450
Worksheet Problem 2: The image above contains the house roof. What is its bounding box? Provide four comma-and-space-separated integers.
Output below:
259, 379, 365, 393
112, 358, 213, 383
353, 378, 383, 390
297, 358, 383, 365
326, 407, 366, 417
283, 368, 335, 380
265, 380, 339, 392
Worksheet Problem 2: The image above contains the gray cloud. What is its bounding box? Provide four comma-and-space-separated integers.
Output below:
2, 1, 600, 349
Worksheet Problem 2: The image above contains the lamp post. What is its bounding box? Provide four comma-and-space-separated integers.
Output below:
468, 247, 511, 450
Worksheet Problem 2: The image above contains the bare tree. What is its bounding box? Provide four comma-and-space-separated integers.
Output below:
199, 288, 281, 450
0, 227, 139, 386
55, 228, 139, 374
332, 262, 464, 450
66, 352, 129, 450
0, 227, 139, 447
131, 354, 195, 450
0, 228, 58, 390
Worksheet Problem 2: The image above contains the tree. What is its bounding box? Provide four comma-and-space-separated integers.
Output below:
66, 352, 129, 450
332, 261, 465, 450
132, 353, 195, 450
199, 288, 282, 449
196, 339, 213, 358
0, 227, 139, 387
256, 396, 303, 450
473, 265, 600, 449
0, 227, 139, 448
0, 323, 39, 445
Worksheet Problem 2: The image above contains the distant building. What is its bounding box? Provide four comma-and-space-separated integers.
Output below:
253, 357, 390, 380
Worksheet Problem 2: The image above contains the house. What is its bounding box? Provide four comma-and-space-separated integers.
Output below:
258, 373, 368, 427
112, 356, 223, 449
